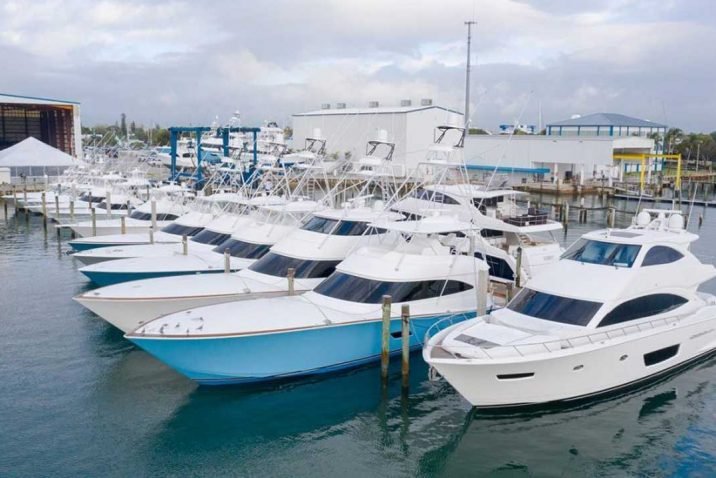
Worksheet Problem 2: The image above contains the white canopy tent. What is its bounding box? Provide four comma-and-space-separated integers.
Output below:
0, 137, 75, 178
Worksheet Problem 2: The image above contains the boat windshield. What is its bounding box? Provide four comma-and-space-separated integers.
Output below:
562, 239, 641, 267
191, 230, 232, 245
300, 216, 385, 236
248, 252, 341, 278
160, 223, 204, 236
129, 211, 179, 221
507, 288, 602, 326
213, 238, 271, 259
314, 272, 473, 304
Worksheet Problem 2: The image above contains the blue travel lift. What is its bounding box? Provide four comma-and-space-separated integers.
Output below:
168, 126, 261, 189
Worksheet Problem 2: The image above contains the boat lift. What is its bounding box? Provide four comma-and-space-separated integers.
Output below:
168, 126, 261, 188
612, 153, 682, 193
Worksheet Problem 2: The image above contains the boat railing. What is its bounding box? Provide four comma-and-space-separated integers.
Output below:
427, 314, 687, 361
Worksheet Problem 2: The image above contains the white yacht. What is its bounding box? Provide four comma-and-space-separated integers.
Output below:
64, 197, 189, 237
424, 210, 716, 408
125, 215, 490, 384
75, 202, 401, 332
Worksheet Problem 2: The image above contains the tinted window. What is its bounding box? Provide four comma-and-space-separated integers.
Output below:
314, 272, 473, 304
642, 246, 684, 267
563, 239, 641, 267
644, 345, 680, 366
300, 217, 383, 236
598, 294, 688, 327
411, 187, 460, 205
213, 238, 271, 259
98, 201, 128, 210
249, 252, 341, 278
129, 211, 180, 221
507, 288, 602, 326
475, 253, 514, 281
129, 211, 152, 220
301, 216, 338, 234
190, 230, 232, 245
160, 223, 204, 236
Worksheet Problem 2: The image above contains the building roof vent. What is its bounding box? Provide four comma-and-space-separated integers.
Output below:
400, 99, 412, 107
321, 103, 331, 110
368, 101, 380, 108
420, 98, 433, 106
336, 102, 346, 109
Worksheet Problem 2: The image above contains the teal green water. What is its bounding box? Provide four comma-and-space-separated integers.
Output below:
1, 199, 715, 477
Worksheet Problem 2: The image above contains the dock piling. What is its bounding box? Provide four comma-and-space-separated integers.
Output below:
120, 216, 126, 235
41, 192, 47, 225
54, 194, 60, 220
23, 187, 27, 211
151, 199, 157, 230
91, 207, 97, 236
381, 295, 392, 381
69, 200, 75, 223
149, 226, 154, 244
224, 248, 231, 273
106, 190, 112, 219
287, 267, 295, 295
182, 235, 188, 255
477, 267, 488, 315
514, 247, 523, 289
401, 304, 410, 389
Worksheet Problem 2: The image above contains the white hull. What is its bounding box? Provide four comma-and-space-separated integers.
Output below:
427, 309, 716, 407
75, 273, 304, 332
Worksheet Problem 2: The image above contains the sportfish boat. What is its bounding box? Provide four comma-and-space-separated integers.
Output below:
76, 202, 401, 332
424, 209, 716, 408
67, 192, 257, 254
126, 215, 490, 384
63, 197, 188, 237
69, 209, 214, 256
393, 184, 563, 283
77, 212, 251, 285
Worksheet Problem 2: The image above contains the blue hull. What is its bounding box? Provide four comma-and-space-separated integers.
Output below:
129, 312, 474, 385
81, 268, 233, 286
70, 241, 149, 252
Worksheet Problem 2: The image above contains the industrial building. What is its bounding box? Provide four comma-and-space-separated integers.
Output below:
0, 93, 82, 159
292, 101, 463, 175
465, 134, 655, 186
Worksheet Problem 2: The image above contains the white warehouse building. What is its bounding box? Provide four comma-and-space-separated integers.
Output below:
292, 101, 463, 175
464, 135, 655, 186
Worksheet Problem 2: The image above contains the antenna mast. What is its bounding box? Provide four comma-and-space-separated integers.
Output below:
464, 20, 476, 131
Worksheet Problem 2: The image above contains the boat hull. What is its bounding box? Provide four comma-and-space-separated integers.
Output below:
81, 268, 227, 287
130, 312, 474, 385
427, 311, 716, 408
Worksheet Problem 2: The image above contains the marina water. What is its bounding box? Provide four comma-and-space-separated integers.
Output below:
1, 196, 715, 477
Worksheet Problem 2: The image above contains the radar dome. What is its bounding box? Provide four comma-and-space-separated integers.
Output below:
636, 211, 651, 227
668, 213, 684, 230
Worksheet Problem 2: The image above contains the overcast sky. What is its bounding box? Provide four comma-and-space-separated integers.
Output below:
2, 0, 714, 131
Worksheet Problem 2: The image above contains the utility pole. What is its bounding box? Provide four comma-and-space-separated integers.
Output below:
464, 20, 476, 132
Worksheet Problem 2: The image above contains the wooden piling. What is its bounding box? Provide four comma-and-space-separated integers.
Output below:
381, 295, 392, 380
401, 304, 410, 389
514, 247, 523, 289
41, 192, 47, 222
91, 207, 97, 236
149, 226, 154, 244
69, 200, 75, 223
477, 267, 488, 315
120, 216, 126, 234
182, 235, 188, 255
608, 207, 615, 228
150, 199, 157, 230
106, 190, 112, 219
23, 187, 27, 211
287, 267, 295, 295
224, 248, 231, 273
562, 201, 569, 225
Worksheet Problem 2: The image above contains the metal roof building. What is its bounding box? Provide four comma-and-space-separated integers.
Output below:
292, 101, 463, 175
546, 113, 667, 139
0, 93, 82, 159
